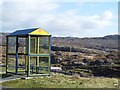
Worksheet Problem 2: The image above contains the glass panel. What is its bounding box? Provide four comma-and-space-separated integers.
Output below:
39, 57, 49, 74
39, 37, 49, 54
7, 55, 16, 73
8, 37, 16, 53
30, 37, 37, 53
39, 67, 49, 74
29, 56, 49, 74
39, 57, 49, 67
18, 55, 26, 74
30, 57, 36, 67
30, 57, 37, 74
18, 37, 27, 53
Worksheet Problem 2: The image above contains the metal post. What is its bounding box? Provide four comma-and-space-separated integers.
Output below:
36, 37, 39, 73
27, 35, 30, 77
35, 37, 37, 53
15, 36, 18, 75
49, 36, 52, 75
25, 38, 28, 71
6, 37, 8, 74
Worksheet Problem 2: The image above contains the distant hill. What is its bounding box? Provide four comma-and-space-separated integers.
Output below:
0, 32, 119, 51
52, 34, 119, 51
102, 35, 119, 39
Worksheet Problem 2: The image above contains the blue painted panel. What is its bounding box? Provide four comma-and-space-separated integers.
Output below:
7, 28, 38, 36
15, 37, 18, 75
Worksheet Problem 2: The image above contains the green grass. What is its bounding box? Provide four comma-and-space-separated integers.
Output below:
1, 73, 119, 88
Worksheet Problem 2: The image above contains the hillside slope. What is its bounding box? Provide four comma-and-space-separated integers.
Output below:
52, 35, 119, 51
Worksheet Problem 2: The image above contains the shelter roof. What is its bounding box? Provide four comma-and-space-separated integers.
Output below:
7, 28, 51, 36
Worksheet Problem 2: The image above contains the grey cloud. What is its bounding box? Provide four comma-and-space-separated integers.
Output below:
1, 1, 114, 37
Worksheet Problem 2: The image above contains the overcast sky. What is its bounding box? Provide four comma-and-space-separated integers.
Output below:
1, 0, 119, 37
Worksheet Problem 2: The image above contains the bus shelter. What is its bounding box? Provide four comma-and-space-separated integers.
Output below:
6, 28, 51, 77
